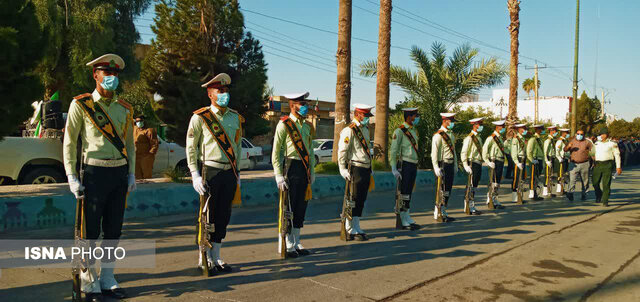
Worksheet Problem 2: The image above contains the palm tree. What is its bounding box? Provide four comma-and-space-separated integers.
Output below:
522, 77, 541, 98
507, 0, 520, 136
374, 0, 392, 166
333, 0, 352, 162
360, 42, 506, 167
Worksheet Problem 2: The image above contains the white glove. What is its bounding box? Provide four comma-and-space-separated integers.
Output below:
191, 171, 207, 195
127, 174, 136, 192
67, 175, 84, 199
434, 167, 443, 178
532, 159, 539, 164
463, 164, 472, 174
487, 162, 496, 169
311, 174, 316, 184
546, 160, 552, 166
339, 168, 351, 181
518, 163, 524, 170
275, 174, 288, 191
391, 166, 402, 180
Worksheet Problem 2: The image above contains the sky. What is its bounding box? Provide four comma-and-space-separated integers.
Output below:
135, 0, 640, 120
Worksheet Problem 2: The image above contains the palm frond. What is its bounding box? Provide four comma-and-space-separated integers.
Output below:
358, 59, 378, 77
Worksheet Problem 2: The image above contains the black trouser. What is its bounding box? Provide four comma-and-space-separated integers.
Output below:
398, 161, 417, 208
512, 160, 524, 192
505, 153, 514, 179
490, 160, 504, 184
438, 162, 455, 205
530, 160, 543, 197
286, 160, 309, 228
204, 166, 237, 243
351, 166, 371, 217
471, 162, 482, 187
554, 158, 569, 175
83, 164, 128, 263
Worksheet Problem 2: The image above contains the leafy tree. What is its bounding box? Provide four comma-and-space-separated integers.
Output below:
522, 77, 540, 98
142, 0, 269, 145
567, 91, 603, 135
32, 0, 150, 107
119, 80, 159, 127
361, 42, 506, 168
0, 0, 45, 139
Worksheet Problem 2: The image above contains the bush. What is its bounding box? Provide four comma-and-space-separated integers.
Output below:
372, 160, 391, 171
314, 162, 340, 175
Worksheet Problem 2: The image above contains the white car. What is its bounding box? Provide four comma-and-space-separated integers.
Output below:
313, 139, 333, 165
153, 136, 188, 178
239, 138, 262, 170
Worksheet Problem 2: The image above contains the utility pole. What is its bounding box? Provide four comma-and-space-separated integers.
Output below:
534, 64, 539, 123
601, 89, 605, 119
570, 0, 580, 135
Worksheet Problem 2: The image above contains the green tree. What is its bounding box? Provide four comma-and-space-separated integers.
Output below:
142, 0, 268, 145
567, 91, 603, 135
361, 42, 506, 168
522, 77, 540, 98
608, 119, 634, 138
32, 0, 150, 107
0, 0, 45, 139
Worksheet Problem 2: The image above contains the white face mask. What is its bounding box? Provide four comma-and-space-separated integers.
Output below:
136, 121, 144, 128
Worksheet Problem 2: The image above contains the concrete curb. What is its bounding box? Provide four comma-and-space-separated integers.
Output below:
0, 168, 489, 233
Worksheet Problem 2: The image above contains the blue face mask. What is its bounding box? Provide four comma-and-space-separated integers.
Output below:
361, 117, 370, 125
576, 134, 584, 141
477, 126, 484, 133
553, 132, 559, 137
522, 130, 528, 136
298, 104, 309, 116
541, 130, 546, 135
499, 128, 506, 134
216, 92, 230, 107
412, 116, 420, 125
447, 122, 455, 130
100, 76, 119, 91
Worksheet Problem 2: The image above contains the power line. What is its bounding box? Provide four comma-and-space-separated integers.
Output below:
239, 8, 411, 51
261, 44, 336, 69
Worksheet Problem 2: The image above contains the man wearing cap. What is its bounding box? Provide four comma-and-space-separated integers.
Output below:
63, 54, 135, 301
526, 125, 545, 201
338, 104, 374, 240
592, 127, 622, 206
187, 73, 243, 273
389, 108, 421, 229
431, 112, 458, 222
510, 123, 528, 202
482, 120, 507, 209
134, 115, 159, 179
563, 129, 593, 201
460, 117, 484, 215
554, 128, 571, 194
542, 126, 559, 198
272, 92, 316, 257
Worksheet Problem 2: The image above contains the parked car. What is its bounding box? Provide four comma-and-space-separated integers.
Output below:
239, 138, 262, 170
313, 139, 333, 165
153, 136, 188, 178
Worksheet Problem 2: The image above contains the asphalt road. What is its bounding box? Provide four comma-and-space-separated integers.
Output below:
1, 167, 639, 301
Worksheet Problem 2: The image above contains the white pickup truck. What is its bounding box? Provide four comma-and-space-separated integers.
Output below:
0, 136, 188, 185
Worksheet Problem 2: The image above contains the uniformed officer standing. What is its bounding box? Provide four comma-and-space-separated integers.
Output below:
338, 104, 374, 240
431, 112, 458, 222
63, 54, 135, 301
460, 117, 484, 215
554, 128, 571, 194
187, 73, 243, 273
592, 127, 622, 207
526, 125, 545, 201
542, 126, 558, 197
510, 123, 528, 202
482, 120, 507, 209
389, 108, 421, 229
134, 115, 159, 179
272, 92, 316, 257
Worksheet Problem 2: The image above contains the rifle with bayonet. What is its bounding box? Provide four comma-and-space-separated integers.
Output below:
279, 162, 293, 258
394, 161, 403, 229
72, 154, 88, 302
340, 163, 355, 240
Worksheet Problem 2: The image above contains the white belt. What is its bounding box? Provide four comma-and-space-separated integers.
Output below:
350, 160, 371, 168
85, 158, 127, 167
204, 160, 232, 170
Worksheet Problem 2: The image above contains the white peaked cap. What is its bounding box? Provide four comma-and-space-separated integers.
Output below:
492, 120, 506, 126
86, 54, 125, 71
515, 123, 528, 128
402, 107, 418, 112
560, 128, 570, 132
283, 92, 310, 101
201, 73, 231, 88
469, 117, 484, 123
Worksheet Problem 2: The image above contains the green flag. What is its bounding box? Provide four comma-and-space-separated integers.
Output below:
50, 91, 59, 101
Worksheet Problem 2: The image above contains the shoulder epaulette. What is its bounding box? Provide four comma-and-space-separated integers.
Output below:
399, 124, 405, 129
116, 99, 132, 111
73, 93, 92, 101
280, 115, 289, 121
193, 107, 209, 115
348, 122, 357, 129
227, 109, 245, 123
